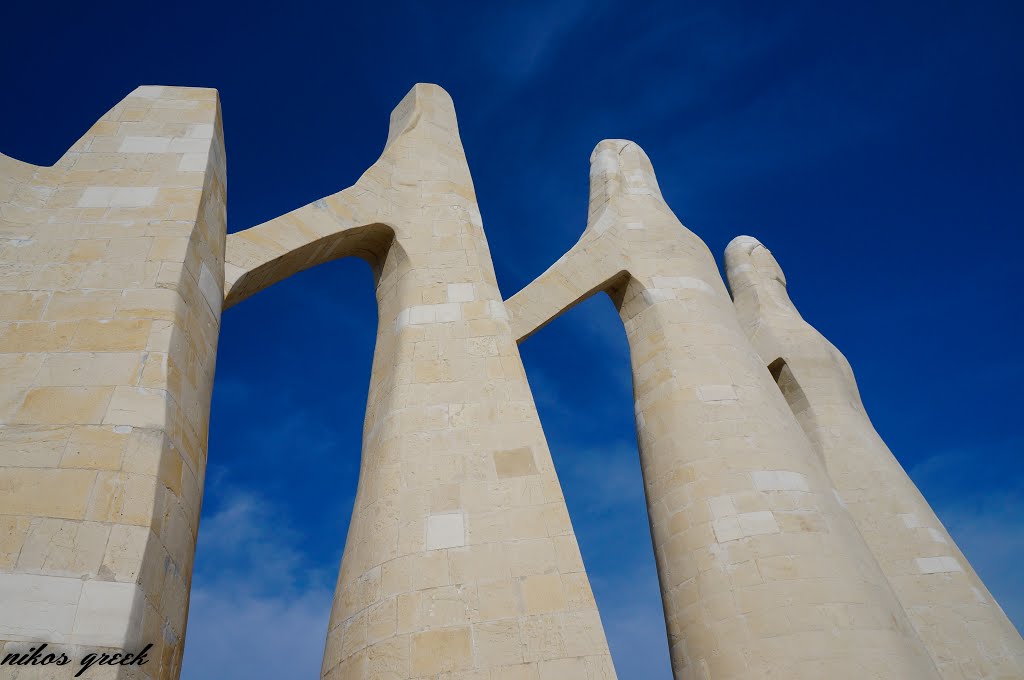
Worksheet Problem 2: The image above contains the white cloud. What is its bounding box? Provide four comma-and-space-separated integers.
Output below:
598, 564, 674, 680
475, 0, 602, 82
180, 490, 335, 679
183, 586, 331, 679
555, 441, 675, 678
909, 444, 1024, 633
938, 489, 1024, 630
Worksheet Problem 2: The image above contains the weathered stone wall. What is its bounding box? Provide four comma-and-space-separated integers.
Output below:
0, 86, 226, 679
222, 84, 618, 680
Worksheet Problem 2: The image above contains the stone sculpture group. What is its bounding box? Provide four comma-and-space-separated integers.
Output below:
0, 83, 1021, 679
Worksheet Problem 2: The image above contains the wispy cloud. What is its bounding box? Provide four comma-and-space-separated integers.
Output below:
909, 441, 1024, 631
553, 440, 673, 679
474, 0, 606, 84
559, 441, 646, 518
181, 489, 335, 679
937, 489, 1024, 632
598, 562, 673, 680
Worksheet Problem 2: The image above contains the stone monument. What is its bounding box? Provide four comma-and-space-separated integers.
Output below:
0, 83, 1020, 679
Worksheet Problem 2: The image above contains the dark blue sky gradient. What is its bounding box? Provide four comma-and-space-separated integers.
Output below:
3, 2, 1022, 678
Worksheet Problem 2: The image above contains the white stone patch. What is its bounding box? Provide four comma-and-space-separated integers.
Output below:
487, 300, 509, 321
738, 511, 780, 537
434, 303, 461, 323
447, 283, 475, 303
78, 187, 117, 208
0, 574, 144, 647
650, 276, 716, 295
118, 136, 172, 153
641, 288, 673, 305
916, 556, 962, 574
426, 513, 465, 550
113, 425, 133, 434
624, 169, 659, 196
697, 384, 738, 403
70, 581, 144, 647
395, 308, 411, 332
396, 303, 464, 331
972, 586, 988, 603
927, 528, 948, 544
110, 187, 159, 207
712, 517, 743, 543
409, 306, 435, 324
590, 149, 619, 178
188, 123, 215, 139
133, 85, 164, 99
751, 470, 809, 492
178, 152, 207, 172
832, 488, 847, 508
104, 386, 168, 429
78, 187, 158, 208
708, 495, 737, 520
625, 186, 659, 197
625, 221, 645, 230
169, 137, 209, 153
709, 496, 779, 543
710, 496, 782, 540
0, 573, 82, 641
899, 513, 922, 528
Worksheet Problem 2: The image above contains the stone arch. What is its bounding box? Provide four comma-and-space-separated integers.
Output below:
215, 83, 620, 680
767, 356, 812, 419
506, 138, 941, 679
0, 82, 620, 680
765, 355, 826, 463
223, 221, 398, 309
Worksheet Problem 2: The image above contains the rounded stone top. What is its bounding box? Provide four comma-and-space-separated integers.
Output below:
588, 139, 663, 206
385, 83, 459, 151
725, 235, 787, 288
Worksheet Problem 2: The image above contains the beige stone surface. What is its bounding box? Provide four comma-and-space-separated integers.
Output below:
725, 235, 1024, 679
0, 84, 226, 678
505, 140, 942, 679
2, 79, 1017, 680
224, 83, 616, 680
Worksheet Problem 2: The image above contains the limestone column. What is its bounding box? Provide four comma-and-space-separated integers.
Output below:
0, 86, 227, 679
725, 235, 1024, 678
506, 140, 940, 679
223, 85, 616, 680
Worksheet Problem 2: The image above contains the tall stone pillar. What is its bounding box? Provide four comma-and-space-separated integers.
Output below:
725, 235, 1024, 678
222, 84, 617, 680
0, 86, 227, 678
506, 140, 940, 679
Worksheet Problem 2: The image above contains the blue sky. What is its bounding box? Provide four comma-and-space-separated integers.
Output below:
3, 1, 1022, 678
